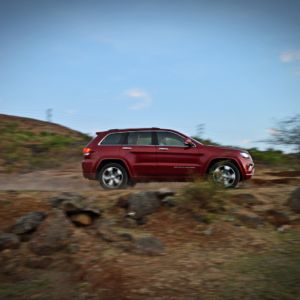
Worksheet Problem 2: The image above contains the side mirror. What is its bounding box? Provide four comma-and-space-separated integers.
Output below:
184, 138, 194, 147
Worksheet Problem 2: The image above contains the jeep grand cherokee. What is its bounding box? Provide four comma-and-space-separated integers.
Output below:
82, 128, 254, 189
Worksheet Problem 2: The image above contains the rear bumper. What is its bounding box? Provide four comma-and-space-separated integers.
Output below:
81, 160, 97, 179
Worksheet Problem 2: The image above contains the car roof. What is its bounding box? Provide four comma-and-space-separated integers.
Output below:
96, 128, 182, 135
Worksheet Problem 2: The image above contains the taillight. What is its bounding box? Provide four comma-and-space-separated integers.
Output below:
83, 147, 93, 156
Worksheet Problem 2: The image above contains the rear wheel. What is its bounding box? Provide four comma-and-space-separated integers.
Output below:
99, 163, 128, 189
209, 161, 240, 188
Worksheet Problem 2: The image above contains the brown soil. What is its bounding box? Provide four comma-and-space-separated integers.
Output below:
0, 165, 300, 300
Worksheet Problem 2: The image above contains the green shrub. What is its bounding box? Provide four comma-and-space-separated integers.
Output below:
178, 180, 225, 212
247, 147, 289, 165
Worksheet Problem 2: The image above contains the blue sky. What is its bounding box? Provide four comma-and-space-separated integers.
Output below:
0, 0, 299, 150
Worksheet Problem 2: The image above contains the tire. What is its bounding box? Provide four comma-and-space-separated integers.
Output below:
208, 161, 240, 188
98, 163, 128, 189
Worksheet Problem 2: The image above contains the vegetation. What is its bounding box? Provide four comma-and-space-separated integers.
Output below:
264, 114, 300, 154
0, 116, 90, 173
177, 180, 226, 213
221, 230, 300, 300
192, 135, 299, 168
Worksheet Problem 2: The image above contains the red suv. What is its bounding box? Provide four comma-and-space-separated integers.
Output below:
82, 128, 254, 189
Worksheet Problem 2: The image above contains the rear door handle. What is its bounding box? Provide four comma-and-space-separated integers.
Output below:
158, 147, 169, 151
122, 147, 132, 150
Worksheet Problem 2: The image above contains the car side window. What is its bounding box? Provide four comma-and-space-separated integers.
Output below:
157, 131, 185, 146
101, 133, 125, 145
127, 132, 152, 145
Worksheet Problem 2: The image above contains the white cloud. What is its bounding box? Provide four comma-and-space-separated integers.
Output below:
240, 139, 252, 145
267, 128, 279, 136
124, 88, 152, 110
279, 50, 300, 63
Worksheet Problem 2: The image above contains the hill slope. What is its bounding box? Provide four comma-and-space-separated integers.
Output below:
0, 114, 90, 173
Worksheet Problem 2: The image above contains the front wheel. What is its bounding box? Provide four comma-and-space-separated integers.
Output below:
98, 163, 128, 189
209, 161, 240, 188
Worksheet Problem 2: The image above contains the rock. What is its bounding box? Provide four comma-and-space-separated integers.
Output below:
29, 210, 72, 255
62, 200, 100, 216
11, 212, 47, 235
97, 218, 133, 242
234, 210, 264, 228
231, 194, 262, 207
136, 216, 148, 225
117, 194, 130, 208
133, 236, 165, 256
265, 210, 290, 227
0, 233, 20, 250
25, 256, 53, 269
161, 196, 176, 207
156, 188, 175, 199
98, 225, 133, 243
49, 192, 85, 208
62, 199, 101, 226
202, 226, 214, 236
287, 187, 300, 213
69, 214, 93, 226
277, 224, 291, 233
126, 191, 161, 220
122, 217, 138, 228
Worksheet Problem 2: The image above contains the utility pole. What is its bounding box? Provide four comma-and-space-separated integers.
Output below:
196, 123, 205, 138
46, 109, 52, 122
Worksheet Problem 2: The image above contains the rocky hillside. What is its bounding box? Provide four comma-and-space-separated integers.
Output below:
0, 174, 300, 299
0, 114, 90, 173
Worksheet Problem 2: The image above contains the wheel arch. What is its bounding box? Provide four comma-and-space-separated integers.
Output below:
205, 157, 244, 180
96, 159, 132, 179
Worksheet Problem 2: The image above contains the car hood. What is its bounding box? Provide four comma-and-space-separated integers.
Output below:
205, 144, 248, 153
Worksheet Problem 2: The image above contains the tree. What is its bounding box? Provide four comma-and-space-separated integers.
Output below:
266, 114, 300, 153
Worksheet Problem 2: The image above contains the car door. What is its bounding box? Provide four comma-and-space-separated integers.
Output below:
119, 131, 157, 178
155, 131, 202, 178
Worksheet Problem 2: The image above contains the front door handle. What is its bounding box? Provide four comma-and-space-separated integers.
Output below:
158, 147, 169, 151
122, 147, 132, 150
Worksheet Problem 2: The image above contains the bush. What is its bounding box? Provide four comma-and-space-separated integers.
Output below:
247, 147, 289, 165
178, 180, 225, 212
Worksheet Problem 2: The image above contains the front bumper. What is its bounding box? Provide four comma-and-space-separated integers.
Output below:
239, 156, 255, 180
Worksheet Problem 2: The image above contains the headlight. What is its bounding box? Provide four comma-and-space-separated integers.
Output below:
240, 152, 250, 159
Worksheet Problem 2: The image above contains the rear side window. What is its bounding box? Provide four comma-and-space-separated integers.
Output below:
101, 133, 126, 145
157, 131, 185, 146
127, 131, 152, 145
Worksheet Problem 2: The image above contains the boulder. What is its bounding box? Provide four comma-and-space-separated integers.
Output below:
29, 210, 72, 255
287, 187, 300, 213
265, 210, 290, 227
156, 188, 175, 199
234, 210, 264, 228
0, 233, 20, 251
126, 191, 161, 220
132, 236, 165, 256
161, 196, 176, 207
117, 194, 130, 208
11, 212, 47, 235
48, 192, 85, 208
97, 225, 133, 243
57, 195, 101, 226
69, 214, 93, 226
